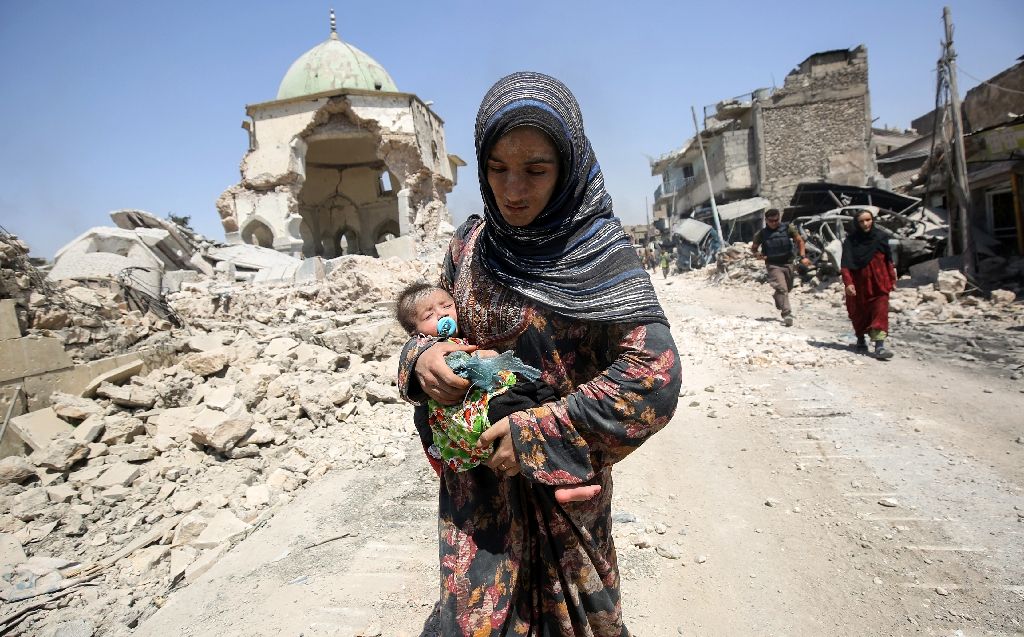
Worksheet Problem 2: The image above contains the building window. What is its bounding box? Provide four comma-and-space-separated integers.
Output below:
682, 164, 694, 179
985, 186, 1016, 255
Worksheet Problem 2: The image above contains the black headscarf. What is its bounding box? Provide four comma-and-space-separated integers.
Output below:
841, 210, 892, 270
474, 71, 667, 326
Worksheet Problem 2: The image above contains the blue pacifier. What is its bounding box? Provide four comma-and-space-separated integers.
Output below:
436, 316, 457, 338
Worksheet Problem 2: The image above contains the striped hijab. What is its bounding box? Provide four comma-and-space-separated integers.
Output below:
475, 71, 667, 326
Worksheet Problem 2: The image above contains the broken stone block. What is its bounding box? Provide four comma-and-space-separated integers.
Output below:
169, 546, 198, 582
98, 417, 145, 445
11, 488, 49, 521
278, 451, 313, 475
90, 463, 140, 489
146, 406, 202, 441
130, 544, 169, 575
172, 512, 209, 545
263, 337, 299, 358
187, 333, 227, 353
292, 342, 340, 370
364, 381, 399, 404
935, 270, 967, 298
45, 484, 76, 504
71, 416, 105, 444
203, 384, 236, 411
100, 486, 130, 503
95, 382, 157, 409
0, 299, 21, 340
80, 359, 144, 398
62, 511, 87, 536
7, 408, 74, 452
30, 438, 89, 471
187, 404, 253, 452
181, 348, 232, 377
238, 420, 275, 447
149, 434, 176, 453
991, 289, 1017, 305
191, 510, 248, 549
67, 464, 109, 487
170, 491, 201, 513
50, 392, 103, 422
244, 485, 270, 507
0, 337, 73, 384
0, 533, 26, 571
327, 380, 353, 406
266, 468, 303, 492
108, 443, 157, 463
0, 456, 36, 485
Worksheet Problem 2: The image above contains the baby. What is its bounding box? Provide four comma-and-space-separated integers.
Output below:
396, 283, 600, 503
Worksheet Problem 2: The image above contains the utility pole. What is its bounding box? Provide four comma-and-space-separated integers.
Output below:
942, 6, 975, 279
644, 196, 651, 244
691, 106, 724, 248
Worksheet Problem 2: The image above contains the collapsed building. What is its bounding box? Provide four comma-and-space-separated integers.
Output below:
216, 13, 463, 261
649, 45, 958, 277
651, 46, 876, 239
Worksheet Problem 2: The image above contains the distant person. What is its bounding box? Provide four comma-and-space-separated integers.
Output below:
751, 208, 811, 326
660, 251, 670, 278
841, 209, 897, 359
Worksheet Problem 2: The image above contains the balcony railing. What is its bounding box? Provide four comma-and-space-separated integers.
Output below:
655, 175, 697, 200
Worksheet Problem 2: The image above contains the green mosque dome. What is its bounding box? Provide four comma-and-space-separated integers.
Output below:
276, 15, 398, 100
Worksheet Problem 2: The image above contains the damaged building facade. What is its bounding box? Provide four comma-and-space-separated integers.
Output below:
216, 15, 462, 260
651, 46, 877, 243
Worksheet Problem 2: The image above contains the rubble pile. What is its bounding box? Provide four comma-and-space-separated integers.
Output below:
712, 243, 1022, 327
0, 254, 437, 636
1, 229, 178, 364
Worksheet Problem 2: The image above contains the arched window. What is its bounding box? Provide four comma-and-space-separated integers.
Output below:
241, 220, 274, 249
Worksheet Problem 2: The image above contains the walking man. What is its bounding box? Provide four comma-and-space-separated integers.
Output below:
751, 208, 810, 326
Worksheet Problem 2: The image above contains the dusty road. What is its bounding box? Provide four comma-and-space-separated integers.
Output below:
136, 273, 1024, 637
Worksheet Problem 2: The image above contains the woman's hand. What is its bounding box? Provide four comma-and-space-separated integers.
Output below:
415, 341, 474, 405
478, 416, 520, 477
845, 284, 857, 297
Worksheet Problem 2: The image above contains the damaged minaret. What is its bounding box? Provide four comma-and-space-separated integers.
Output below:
217, 11, 462, 259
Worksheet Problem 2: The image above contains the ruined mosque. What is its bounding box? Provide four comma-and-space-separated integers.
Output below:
216, 11, 463, 259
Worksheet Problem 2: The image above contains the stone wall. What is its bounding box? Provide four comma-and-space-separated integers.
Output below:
757, 46, 875, 210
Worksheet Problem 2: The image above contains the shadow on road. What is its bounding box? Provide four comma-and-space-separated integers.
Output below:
805, 339, 856, 353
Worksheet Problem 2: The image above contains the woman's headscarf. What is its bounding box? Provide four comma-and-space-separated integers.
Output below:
474, 71, 667, 326
841, 209, 892, 271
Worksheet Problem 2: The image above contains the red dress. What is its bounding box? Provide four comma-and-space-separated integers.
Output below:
841, 251, 897, 336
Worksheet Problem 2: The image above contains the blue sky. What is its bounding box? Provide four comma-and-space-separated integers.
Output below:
1, 1, 1021, 259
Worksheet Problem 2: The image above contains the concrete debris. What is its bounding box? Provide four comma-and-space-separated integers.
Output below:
0, 224, 472, 636
0, 456, 37, 485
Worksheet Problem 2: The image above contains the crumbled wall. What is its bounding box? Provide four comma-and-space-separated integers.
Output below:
218, 91, 454, 259
757, 46, 875, 210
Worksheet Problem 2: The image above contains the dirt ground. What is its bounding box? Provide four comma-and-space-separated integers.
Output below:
135, 273, 1024, 637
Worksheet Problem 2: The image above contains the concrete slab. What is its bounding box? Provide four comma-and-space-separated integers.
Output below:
23, 351, 144, 412
375, 235, 417, 261
7, 408, 74, 452
80, 359, 145, 398
0, 337, 73, 384
0, 300, 20, 340
294, 257, 326, 283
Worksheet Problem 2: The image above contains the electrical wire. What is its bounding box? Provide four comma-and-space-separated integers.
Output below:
957, 66, 1024, 96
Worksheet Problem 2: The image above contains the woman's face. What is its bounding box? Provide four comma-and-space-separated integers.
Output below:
857, 212, 874, 232
486, 126, 560, 227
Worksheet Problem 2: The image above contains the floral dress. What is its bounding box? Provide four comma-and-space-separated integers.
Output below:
399, 219, 681, 637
